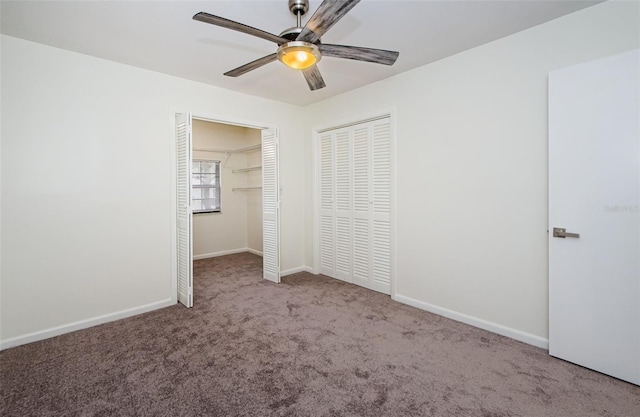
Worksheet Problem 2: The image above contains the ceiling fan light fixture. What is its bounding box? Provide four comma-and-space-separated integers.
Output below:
277, 41, 321, 70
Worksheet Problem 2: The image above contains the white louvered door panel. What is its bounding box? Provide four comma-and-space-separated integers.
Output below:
351, 125, 371, 288
371, 119, 392, 294
262, 128, 280, 283
319, 132, 335, 276
176, 112, 193, 307
334, 129, 352, 282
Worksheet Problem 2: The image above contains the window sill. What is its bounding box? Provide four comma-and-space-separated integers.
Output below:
193, 210, 221, 215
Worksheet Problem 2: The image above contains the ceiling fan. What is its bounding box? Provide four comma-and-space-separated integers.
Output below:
193, 0, 399, 91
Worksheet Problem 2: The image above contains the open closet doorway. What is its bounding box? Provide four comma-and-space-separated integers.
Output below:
174, 113, 280, 308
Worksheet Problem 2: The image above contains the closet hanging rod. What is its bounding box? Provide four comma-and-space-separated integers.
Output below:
229, 144, 261, 153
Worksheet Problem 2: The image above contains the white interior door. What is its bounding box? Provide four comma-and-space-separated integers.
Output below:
319, 132, 335, 277
370, 119, 392, 294
334, 129, 353, 282
317, 117, 392, 295
176, 112, 193, 307
262, 128, 280, 283
351, 124, 371, 288
548, 49, 639, 385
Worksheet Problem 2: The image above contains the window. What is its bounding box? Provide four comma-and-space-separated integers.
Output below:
192, 160, 221, 213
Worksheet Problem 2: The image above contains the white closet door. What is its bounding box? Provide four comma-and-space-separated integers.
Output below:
352, 124, 372, 288
334, 129, 353, 282
262, 128, 280, 283
371, 119, 392, 294
317, 117, 392, 295
319, 132, 335, 277
176, 112, 193, 307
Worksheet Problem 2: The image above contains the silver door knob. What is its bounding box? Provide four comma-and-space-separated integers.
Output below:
553, 227, 580, 238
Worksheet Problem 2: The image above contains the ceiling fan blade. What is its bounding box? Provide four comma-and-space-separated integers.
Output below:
302, 65, 326, 91
297, 0, 361, 43
319, 44, 399, 66
193, 12, 289, 45
224, 54, 277, 77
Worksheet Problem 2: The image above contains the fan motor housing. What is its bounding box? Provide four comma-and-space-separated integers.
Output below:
279, 26, 303, 41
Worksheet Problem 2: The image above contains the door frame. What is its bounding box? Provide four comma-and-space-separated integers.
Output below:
169, 109, 278, 305
311, 109, 397, 299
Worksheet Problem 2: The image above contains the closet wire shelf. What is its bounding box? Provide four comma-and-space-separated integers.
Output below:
232, 166, 262, 173
232, 187, 262, 191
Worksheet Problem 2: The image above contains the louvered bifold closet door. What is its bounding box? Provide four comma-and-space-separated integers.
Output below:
317, 117, 392, 295
319, 132, 335, 277
370, 119, 392, 294
176, 112, 193, 307
352, 124, 372, 288
262, 128, 280, 283
334, 128, 353, 282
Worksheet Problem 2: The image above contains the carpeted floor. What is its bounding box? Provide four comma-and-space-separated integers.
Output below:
1, 252, 638, 416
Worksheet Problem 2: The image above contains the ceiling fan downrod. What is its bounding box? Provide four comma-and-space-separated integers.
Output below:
289, 0, 309, 28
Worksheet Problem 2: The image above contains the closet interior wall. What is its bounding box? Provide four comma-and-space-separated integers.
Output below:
192, 120, 263, 259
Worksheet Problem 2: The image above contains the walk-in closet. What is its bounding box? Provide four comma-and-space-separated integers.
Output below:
192, 119, 264, 261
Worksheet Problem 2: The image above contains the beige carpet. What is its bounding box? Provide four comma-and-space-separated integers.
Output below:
1, 252, 638, 416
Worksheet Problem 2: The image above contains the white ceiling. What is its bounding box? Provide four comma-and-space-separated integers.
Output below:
1, 0, 601, 106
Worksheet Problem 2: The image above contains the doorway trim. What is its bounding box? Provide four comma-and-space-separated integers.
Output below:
169, 109, 278, 305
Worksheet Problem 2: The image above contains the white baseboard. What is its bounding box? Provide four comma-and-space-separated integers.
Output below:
193, 248, 254, 260
0, 298, 174, 351
281, 266, 314, 277
246, 248, 263, 257
394, 294, 549, 349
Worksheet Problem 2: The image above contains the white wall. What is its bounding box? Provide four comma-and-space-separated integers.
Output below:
191, 120, 262, 258
0, 35, 306, 346
304, 1, 640, 346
